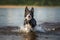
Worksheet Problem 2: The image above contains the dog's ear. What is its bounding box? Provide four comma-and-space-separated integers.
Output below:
25, 6, 29, 17
31, 7, 34, 12
25, 6, 29, 12
31, 7, 34, 18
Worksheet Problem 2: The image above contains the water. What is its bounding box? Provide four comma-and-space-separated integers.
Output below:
0, 7, 60, 26
0, 7, 60, 40
0, 32, 60, 40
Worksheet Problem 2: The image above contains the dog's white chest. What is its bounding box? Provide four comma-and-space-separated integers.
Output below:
24, 24, 32, 32
20, 24, 31, 33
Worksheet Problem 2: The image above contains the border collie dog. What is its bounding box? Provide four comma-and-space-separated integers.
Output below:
24, 7, 36, 33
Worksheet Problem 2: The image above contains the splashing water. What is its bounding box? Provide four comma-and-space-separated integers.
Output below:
34, 25, 46, 32
19, 25, 46, 33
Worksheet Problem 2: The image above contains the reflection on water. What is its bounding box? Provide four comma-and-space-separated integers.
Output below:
22, 32, 60, 40
0, 32, 37, 40
0, 32, 60, 40
23, 32, 37, 40
23, 32, 60, 40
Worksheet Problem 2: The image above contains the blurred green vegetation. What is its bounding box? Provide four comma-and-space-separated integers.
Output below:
0, 0, 60, 6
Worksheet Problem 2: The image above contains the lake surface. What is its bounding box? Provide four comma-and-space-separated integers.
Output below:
0, 32, 60, 40
0, 7, 60, 26
0, 7, 60, 40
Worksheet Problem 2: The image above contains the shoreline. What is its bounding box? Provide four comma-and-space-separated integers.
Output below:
0, 5, 60, 8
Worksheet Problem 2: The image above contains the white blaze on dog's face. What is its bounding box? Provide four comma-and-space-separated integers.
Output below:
25, 13, 32, 20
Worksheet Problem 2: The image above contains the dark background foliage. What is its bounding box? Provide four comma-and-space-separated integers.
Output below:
0, 0, 60, 6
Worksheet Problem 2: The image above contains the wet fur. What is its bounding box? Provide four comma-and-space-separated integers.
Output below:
24, 7, 37, 32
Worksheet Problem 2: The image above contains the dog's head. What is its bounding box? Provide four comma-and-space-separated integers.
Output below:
24, 7, 34, 21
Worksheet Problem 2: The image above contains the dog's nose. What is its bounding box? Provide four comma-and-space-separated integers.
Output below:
28, 16, 31, 18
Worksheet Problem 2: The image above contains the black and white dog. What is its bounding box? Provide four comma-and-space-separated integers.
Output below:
24, 7, 37, 32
